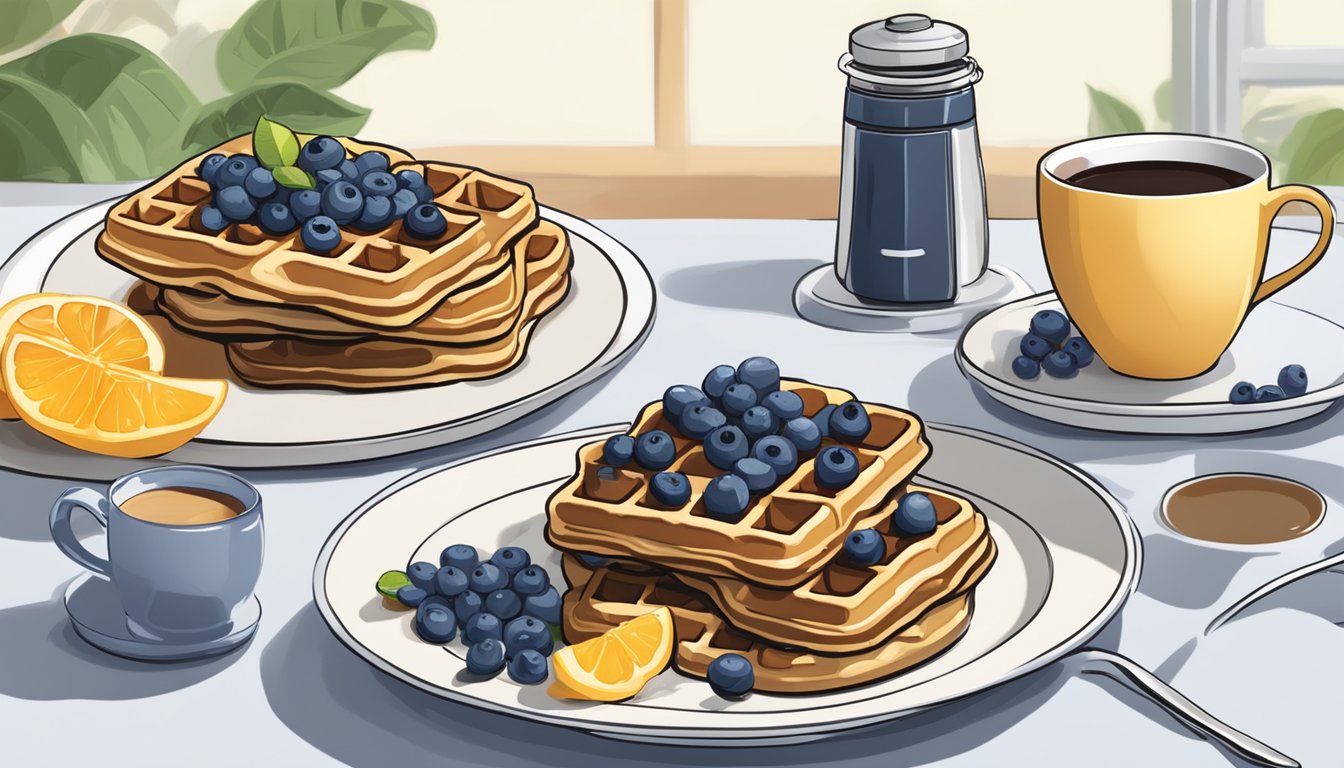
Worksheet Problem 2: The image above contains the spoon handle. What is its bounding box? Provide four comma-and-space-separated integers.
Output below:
1068, 648, 1299, 768
1205, 550, 1344, 635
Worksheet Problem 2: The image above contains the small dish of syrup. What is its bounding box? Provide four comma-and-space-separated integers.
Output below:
1160, 473, 1325, 546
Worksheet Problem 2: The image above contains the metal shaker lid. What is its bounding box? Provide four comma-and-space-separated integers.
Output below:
849, 14, 969, 70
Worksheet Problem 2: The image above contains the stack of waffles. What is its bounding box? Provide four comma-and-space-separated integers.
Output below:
96, 136, 572, 390
546, 380, 997, 694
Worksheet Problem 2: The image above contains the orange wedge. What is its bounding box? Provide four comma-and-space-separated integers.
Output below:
549, 607, 674, 701
3, 331, 225, 458
0, 294, 166, 419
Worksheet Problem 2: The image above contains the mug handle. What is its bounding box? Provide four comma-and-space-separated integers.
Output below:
50, 487, 112, 577
1253, 184, 1336, 305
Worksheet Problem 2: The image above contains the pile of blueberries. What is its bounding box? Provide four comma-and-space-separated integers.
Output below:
195, 136, 446, 254
380, 543, 561, 685
602, 357, 876, 522
1010, 309, 1095, 380
1228, 364, 1308, 403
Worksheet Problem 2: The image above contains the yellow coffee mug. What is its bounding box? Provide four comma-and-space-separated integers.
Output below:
1038, 133, 1334, 380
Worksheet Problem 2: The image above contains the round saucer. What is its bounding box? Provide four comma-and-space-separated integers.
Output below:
64, 574, 261, 662
793, 265, 1030, 334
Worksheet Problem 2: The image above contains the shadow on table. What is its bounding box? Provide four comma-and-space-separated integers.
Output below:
660, 258, 824, 318
0, 472, 99, 543
0, 579, 242, 700
263, 602, 1073, 768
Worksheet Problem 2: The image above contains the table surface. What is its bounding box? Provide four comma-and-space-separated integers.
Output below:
4, 183, 1344, 768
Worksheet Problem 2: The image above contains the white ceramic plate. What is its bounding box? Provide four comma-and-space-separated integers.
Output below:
313, 423, 1138, 746
957, 293, 1344, 435
0, 201, 654, 476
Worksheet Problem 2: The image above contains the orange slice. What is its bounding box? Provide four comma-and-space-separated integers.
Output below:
549, 607, 674, 701
3, 332, 225, 458
0, 294, 166, 419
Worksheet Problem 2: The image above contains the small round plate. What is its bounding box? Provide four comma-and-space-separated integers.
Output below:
957, 293, 1344, 435
793, 265, 1030, 334
64, 573, 260, 662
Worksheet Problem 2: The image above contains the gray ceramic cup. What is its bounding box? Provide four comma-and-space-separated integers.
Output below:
50, 465, 264, 642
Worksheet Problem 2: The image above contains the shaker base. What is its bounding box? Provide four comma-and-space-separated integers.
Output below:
793, 265, 1030, 334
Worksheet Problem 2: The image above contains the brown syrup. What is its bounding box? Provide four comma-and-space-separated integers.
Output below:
1162, 474, 1324, 545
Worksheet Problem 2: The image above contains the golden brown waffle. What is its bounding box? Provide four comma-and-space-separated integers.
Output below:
152, 220, 568, 346
222, 229, 572, 388
546, 380, 931, 588
96, 135, 539, 328
561, 556, 972, 694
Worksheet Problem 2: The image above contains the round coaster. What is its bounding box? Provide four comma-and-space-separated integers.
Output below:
793, 265, 1031, 334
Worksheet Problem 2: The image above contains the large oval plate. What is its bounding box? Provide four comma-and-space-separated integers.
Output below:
0, 201, 654, 476
313, 423, 1138, 745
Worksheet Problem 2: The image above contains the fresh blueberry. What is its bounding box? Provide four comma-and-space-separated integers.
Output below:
391, 187, 420, 217
575, 553, 611, 569
1019, 333, 1052, 361
298, 136, 344, 172
491, 547, 531, 576
468, 562, 509, 594
1063, 337, 1095, 367
465, 638, 506, 676
320, 180, 363, 224
197, 205, 227, 233
301, 215, 341, 253
197, 153, 226, 185
215, 154, 257, 189
440, 544, 479, 572
1012, 355, 1041, 380
353, 194, 395, 231
1255, 385, 1287, 402
814, 446, 860, 489
603, 434, 636, 467
678, 405, 727, 440
512, 565, 550, 596
703, 474, 751, 522
407, 561, 438, 593
404, 203, 447, 239
752, 435, 798, 478
829, 401, 872, 443
761, 390, 804, 421
434, 565, 469, 597
396, 584, 428, 608
663, 385, 710, 420
266, 187, 291, 206
485, 589, 523, 621
739, 406, 777, 441
215, 185, 255, 221
354, 151, 390, 176
781, 417, 822, 453
651, 471, 692, 507
314, 168, 343, 189
892, 492, 938, 536
1042, 350, 1079, 379
504, 616, 554, 657
396, 169, 432, 202
1279, 364, 1308, 396
244, 167, 277, 200
707, 653, 754, 698
732, 457, 778, 494
1228, 381, 1256, 404
452, 590, 484, 625
702, 365, 738, 400
736, 356, 781, 395
464, 611, 503, 644
704, 425, 749, 469
1030, 309, 1070, 345
811, 404, 837, 438
721, 383, 758, 417
522, 586, 562, 624
359, 170, 397, 198
843, 529, 885, 566
413, 597, 457, 644
257, 202, 297, 234
339, 158, 359, 181
507, 649, 549, 685
635, 430, 677, 470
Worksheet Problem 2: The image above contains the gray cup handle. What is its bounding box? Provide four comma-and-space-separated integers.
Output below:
50, 487, 112, 577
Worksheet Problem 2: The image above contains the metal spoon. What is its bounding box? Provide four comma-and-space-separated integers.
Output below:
1206, 550, 1344, 635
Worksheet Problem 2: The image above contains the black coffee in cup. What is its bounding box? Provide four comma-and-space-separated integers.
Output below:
1066, 160, 1254, 196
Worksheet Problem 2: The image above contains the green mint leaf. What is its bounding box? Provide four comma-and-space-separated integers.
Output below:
253, 114, 300, 169
272, 165, 314, 189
